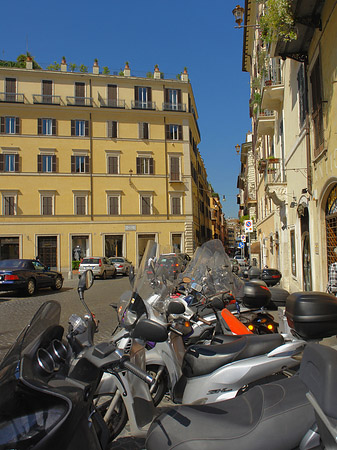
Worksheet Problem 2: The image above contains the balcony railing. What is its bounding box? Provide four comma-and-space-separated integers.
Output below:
0, 92, 24, 103
131, 100, 156, 110
99, 98, 125, 109
33, 94, 61, 105
162, 103, 186, 112
66, 96, 93, 107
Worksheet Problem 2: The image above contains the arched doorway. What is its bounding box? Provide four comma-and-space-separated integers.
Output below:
325, 184, 337, 272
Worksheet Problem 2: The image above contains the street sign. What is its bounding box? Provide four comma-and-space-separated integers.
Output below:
241, 235, 246, 242
238, 242, 244, 248
244, 220, 253, 233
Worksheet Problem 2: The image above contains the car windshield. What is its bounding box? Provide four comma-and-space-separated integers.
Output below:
110, 258, 124, 263
0, 259, 29, 269
81, 258, 100, 264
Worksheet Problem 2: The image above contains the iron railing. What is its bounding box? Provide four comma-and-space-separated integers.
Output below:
162, 102, 186, 112
99, 98, 125, 108
33, 94, 61, 105
131, 100, 156, 110
66, 96, 93, 107
0, 92, 24, 103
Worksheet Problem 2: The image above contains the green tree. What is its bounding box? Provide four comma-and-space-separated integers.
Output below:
47, 61, 61, 71
69, 63, 77, 72
102, 66, 110, 75
16, 52, 41, 69
259, 0, 297, 44
79, 64, 88, 73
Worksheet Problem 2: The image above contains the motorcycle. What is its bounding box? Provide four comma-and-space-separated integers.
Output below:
0, 270, 158, 449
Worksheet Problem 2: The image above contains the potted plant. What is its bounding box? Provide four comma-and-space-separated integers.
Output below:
94, 58, 99, 67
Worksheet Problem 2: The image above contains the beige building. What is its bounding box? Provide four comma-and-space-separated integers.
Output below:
239, 0, 337, 292
0, 59, 212, 275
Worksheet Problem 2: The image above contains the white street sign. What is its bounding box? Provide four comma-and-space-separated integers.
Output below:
241, 235, 246, 242
244, 220, 253, 233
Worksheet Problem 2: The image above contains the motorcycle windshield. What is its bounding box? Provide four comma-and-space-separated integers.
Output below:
118, 241, 172, 328
179, 239, 244, 299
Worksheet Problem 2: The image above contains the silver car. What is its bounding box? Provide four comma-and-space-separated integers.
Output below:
108, 257, 132, 276
78, 257, 116, 279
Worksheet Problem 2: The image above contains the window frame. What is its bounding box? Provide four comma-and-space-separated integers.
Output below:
107, 154, 119, 174
0, 153, 19, 173
140, 194, 153, 215
71, 119, 89, 137
2, 193, 17, 216
136, 156, 154, 175
171, 195, 182, 215
169, 155, 181, 181
139, 122, 149, 140
107, 120, 118, 139
107, 194, 120, 215
40, 194, 54, 216
166, 124, 183, 141
74, 194, 88, 215
71, 154, 90, 173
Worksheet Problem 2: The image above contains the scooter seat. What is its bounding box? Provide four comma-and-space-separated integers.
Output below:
146, 375, 315, 450
182, 333, 284, 377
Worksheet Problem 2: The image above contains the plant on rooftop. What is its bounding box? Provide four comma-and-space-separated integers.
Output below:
79, 64, 88, 73
17, 52, 41, 69
259, 0, 297, 44
102, 66, 110, 75
69, 63, 77, 72
47, 61, 61, 71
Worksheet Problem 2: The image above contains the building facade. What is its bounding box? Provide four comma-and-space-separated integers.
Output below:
0, 60, 212, 275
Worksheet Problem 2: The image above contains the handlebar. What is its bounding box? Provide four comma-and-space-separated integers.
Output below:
122, 359, 154, 385
169, 326, 184, 336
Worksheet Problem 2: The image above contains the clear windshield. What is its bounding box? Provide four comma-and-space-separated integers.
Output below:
179, 239, 244, 299
118, 241, 173, 327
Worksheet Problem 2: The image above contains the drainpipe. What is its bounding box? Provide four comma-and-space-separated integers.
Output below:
89, 79, 93, 221
164, 116, 169, 220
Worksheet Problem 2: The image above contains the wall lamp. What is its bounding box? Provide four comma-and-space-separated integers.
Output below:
232, 5, 260, 29
235, 144, 240, 154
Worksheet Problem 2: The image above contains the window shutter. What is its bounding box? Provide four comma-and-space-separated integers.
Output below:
138, 123, 143, 139
178, 125, 183, 140
134, 86, 139, 101
144, 123, 149, 139
0, 154, 4, 172
147, 87, 152, 102
170, 157, 180, 180
71, 155, 75, 173
107, 121, 112, 138
0, 117, 4, 134
108, 156, 118, 174
37, 154, 42, 172
177, 89, 182, 105
109, 197, 118, 215
149, 158, 154, 175
52, 155, 57, 172
112, 121, 117, 138
14, 154, 19, 172
85, 120, 89, 137
107, 84, 117, 100
71, 120, 75, 136
15, 117, 20, 134
136, 157, 141, 174
164, 88, 169, 103
165, 124, 170, 140
38, 118, 42, 135
85, 156, 90, 172
52, 119, 57, 135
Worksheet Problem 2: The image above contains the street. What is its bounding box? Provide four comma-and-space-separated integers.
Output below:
0, 275, 132, 361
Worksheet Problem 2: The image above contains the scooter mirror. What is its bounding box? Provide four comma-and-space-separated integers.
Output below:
167, 300, 186, 315
78, 270, 94, 292
129, 266, 135, 287
191, 282, 202, 293
182, 277, 191, 283
211, 296, 226, 311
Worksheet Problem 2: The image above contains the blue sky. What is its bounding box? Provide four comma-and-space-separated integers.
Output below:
1, 0, 251, 218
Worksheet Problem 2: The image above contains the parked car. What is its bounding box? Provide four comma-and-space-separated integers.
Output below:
0, 259, 63, 296
156, 253, 186, 280
108, 257, 132, 276
78, 257, 116, 279
233, 255, 248, 266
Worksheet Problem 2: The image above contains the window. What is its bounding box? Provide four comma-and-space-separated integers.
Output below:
140, 195, 152, 215
74, 196, 87, 215
0, 153, 19, 172
38, 154, 56, 173
107, 121, 118, 138
75, 82, 85, 105
71, 155, 89, 173
170, 156, 181, 181
310, 56, 324, 157
107, 84, 117, 107
5, 78, 16, 102
71, 120, 89, 137
164, 88, 182, 110
42, 80, 53, 103
107, 155, 119, 174
290, 230, 296, 276
297, 64, 307, 128
0, 117, 20, 134
41, 195, 53, 215
3, 195, 16, 215
137, 157, 154, 175
165, 124, 183, 140
139, 122, 149, 139
171, 196, 182, 215
38, 118, 56, 135
134, 86, 153, 109
108, 195, 120, 215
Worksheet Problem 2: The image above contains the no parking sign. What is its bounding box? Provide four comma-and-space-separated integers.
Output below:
244, 220, 253, 233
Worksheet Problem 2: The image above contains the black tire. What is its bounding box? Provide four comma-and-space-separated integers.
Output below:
101, 271, 107, 280
146, 364, 168, 406
95, 394, 128, 442
51, 275, 63, 291
26, 278, 36, 296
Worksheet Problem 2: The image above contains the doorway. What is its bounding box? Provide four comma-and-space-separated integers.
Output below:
137, 234, 156, 267
37, 236, 57, 269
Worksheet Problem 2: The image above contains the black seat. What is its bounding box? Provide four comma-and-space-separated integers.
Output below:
182, 333, 284, 377
146, 375, 315, 450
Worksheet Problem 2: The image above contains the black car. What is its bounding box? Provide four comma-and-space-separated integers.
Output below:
0, 259, 63, 296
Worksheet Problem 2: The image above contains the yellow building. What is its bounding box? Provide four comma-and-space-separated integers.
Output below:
0, 60, 211, 275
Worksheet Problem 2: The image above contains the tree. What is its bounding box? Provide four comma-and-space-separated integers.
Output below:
16, 52, 41, 69
259, 0, 297, 44
47, 61, 61, 71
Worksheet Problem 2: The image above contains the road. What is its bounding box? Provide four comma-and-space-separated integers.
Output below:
0, 275, 132, 361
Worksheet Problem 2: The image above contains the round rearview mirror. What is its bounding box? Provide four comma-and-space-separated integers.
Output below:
182, 277, 191, 283
167, 300, 186, 315
78, 269, 94, 292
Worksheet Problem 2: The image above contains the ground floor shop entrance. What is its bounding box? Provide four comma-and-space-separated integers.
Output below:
0, 237, 19, 260
37, 236, 57, 269
105, 235, 123, 257
138, 234, 156, 267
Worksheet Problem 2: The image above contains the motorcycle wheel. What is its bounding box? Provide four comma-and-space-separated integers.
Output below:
146, 364, 168, 406
94, 394, 128, 442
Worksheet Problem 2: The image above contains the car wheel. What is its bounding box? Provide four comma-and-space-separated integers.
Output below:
52, 275, 63, 291
26, 279, 36, 296
101, 271, 107, 280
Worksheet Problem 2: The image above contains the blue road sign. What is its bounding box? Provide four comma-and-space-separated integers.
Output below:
238, 242, 244, 248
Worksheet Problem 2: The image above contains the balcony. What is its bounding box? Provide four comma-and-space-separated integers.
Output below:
131, 100, 156, 110
162, 103, 186, 112
33, 94, 61, 105
257, 110, 276, 136
0, 92, 24, 103
99, 98, 125, 109
261, 79, 284, 111
66, 96, 93, 107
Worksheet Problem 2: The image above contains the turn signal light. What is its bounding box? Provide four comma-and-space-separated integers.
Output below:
248, 324, 254, 331
267, 324, 274, 330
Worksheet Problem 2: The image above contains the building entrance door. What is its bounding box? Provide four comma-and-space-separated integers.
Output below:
137, 234, 156, 267
38, 236, 57, 269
